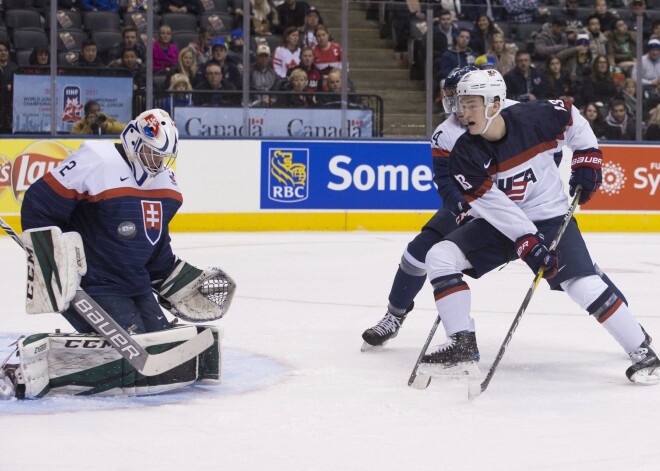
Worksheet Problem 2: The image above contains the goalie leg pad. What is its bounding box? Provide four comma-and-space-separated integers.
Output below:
13, 326, 221, 399
22, 227, 87, 314
157, 259, 236, 322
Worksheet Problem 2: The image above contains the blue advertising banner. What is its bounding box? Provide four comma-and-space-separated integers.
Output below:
13, 74, 133, 133
260, 141, 441, 209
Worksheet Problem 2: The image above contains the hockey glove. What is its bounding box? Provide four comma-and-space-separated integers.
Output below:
515, 233, 558, 279
452, 200, 473, 227
569, 149, 602, 204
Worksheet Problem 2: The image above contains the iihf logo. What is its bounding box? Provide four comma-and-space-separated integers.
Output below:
268, 148, 309, 203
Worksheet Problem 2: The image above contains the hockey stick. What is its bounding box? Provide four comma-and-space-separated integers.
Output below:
407, 314, 442, 388
0, 217, 214, 377
470, 188, 582, 399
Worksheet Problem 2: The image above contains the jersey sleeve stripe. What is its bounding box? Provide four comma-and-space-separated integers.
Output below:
496, 140, 558, 173
432, 148, 450, 157
464, 178, 493, 202
44, 172, 87, 200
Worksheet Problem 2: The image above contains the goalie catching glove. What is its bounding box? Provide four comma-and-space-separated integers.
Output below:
22, 226, 87, 314
154, 258, 236, 322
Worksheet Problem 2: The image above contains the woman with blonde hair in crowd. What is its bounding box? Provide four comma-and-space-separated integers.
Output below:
160, 73, 193, 114
165, 46, 198, 89
284, 68, 315, 108
487, 33, 515, 76
238, 0, 279, 36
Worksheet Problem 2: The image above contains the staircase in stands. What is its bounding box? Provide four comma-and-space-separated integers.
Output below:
312, 1, 428, 138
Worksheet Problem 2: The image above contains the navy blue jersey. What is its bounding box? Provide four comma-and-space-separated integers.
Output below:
447, 100, 600, 242
21, 141, 182, 297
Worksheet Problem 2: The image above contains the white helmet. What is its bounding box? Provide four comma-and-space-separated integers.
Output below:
121, 109, 178, 187
456, 69, 506, 135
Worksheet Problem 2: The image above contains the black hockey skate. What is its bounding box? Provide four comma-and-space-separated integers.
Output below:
641, 324, 653, 345
421, 330, 480, 369
626, 341, 660, 385
361, 305, 412, 352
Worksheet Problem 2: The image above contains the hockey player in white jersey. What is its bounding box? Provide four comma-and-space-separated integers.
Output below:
419, 69, 659, 384
1, 109, 236, 399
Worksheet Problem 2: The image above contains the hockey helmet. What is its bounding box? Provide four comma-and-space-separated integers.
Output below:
456, 69, 507, 134
442, 65, 478, 115
121, 109, 178, 187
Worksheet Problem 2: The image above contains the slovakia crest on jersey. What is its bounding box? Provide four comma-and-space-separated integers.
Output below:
142, 200, 163, 245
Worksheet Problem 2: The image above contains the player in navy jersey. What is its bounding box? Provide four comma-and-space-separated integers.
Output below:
21, 109, 183, 334
360, 66, 639, 356
419, 69, 659, 384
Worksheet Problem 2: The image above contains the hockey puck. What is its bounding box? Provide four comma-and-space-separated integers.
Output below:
118, 221, 137, 239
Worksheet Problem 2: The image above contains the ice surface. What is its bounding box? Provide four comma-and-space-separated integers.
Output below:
2, 232, 660, 470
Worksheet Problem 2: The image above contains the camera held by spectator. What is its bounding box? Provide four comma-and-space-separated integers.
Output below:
71, 100, 126, 135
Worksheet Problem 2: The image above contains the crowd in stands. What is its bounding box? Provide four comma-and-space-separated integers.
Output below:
1, 1, 660, 139
0, 0, 355, 134
398, 0, 660, 140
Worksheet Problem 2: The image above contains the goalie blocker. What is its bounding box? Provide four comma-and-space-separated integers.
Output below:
2, 325, 222, 399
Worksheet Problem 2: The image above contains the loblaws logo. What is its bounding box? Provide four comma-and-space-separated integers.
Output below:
268, 148, 309, 203
6, 141, 71, 203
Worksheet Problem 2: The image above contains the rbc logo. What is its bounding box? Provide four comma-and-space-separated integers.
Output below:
268, 148, 309, 203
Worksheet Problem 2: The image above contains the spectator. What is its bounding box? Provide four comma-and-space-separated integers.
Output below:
544, 54, 575, 102
469, 14, 502, 56
110, 47, 146, 92
287, 46, 322, 91
605, 18, 637, 73
488, 32, 515, 76
504, 50, 546, 101
273, 27, 301, 78
245, 0, 279, 36
500, 0, 546, 24
250, 44, 281, 107
187, 27, 215, 67
153, 25, 179, 75
160, 0, 197, 14
644, 104, 660, 140
604, 98, 635, 140
617, 77, 637, 120
642, 79, 660, 118
631, 39, 660, 88
627, 0, 652, 42
592, 0, 618, 33
160, 73, 193, 114
197, 37, 242, 89
581, 101, 607, 140
75, 39, 104, 68
313, 25, 344, 72
276, 0, 310, 35
581, 54, 618, 108
556, 0, 583, 32
317, 68, 357, 107
0, 41, 16, 133
651, 19, 660, 42
284, 68, 315, 108
193, 62, 239, 107
165, 46, 197, 90
438, 28, 476, 81
71, 100, 125, 135
534, 17, 568, 60
107, 26, 147, 64
585, 15, 608, 58
559, 33, 593, 86
435, 9, 457, 51
29, 46, 50, 66
81, 0, 118, 12
299, 6, 322, 48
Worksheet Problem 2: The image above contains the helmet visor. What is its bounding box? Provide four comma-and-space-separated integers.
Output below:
442, 87, 458, 114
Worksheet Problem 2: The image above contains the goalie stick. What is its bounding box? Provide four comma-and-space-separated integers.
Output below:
0, 216, 214, 377
470, 187, 582, 400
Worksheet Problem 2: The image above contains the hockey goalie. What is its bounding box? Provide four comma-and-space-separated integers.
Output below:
0, 109, 236, 399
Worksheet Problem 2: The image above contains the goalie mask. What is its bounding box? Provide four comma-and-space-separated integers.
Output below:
121, 109, 178, 187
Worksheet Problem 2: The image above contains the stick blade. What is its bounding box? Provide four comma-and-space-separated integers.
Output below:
139, 328, 214, 376
409, 373, 432, 389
